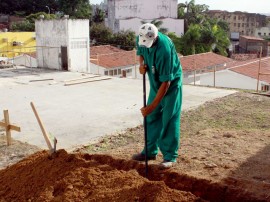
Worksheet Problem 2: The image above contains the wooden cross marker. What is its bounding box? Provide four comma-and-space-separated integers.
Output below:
0, 110, 21, 146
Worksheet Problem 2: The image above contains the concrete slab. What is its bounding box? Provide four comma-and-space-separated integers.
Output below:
0, 67, 237, 150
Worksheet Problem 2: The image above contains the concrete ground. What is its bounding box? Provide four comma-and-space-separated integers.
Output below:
0, 67, 237, 150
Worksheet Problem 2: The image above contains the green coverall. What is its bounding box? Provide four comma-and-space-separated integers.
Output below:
136, 32, 183, 162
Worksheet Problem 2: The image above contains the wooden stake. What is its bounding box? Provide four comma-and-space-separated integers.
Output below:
29, 78, 54, 82
64, 75, 100, 83
214, 65, 216, 88
256, 47, 262, 92
30, 102, 53, 152
0, 110, 21, 146
64, 77, 111, 86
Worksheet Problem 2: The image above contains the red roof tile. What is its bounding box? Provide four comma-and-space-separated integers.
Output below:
26, 52, 37, 58
240, 35, 265, 41
180, 52, 233, 71
90, 45, 125, 56
90, 45, 137, 69
229, 57, 270, 83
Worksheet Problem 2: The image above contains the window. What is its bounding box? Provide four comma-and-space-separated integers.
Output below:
234, 23, 236, 27
242, 23, 245, 27
118, 69, 121, 74
114, 69, 117, 75
258, 32, 261, 36
264, 33, 266, 36
234, 16, 236, 20
238, 23, 240, 27
104, 71, 108, 75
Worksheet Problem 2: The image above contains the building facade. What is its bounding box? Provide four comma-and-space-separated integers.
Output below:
206, 10, 267, 38
255, 26, 270, 38
239, 35, 268, 57
35, 19, 90, 73
105, 0, 184, 36
0, 32, 36, 58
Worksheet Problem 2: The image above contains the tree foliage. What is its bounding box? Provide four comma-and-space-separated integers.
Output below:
178, 0, 209, 32
111, 30, 136, 51
174, 0, 230, 56
90, 23, 136, 50
10, 12, 56, 31
92, 7, 105, 24
90, 23, 113, 45
58, 0, 91, 19
0, 0, 91, 19
0, 0, 58, 16
140, 19, 168, 34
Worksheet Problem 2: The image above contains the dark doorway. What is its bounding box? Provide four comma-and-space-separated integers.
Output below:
61, 46, 68, 71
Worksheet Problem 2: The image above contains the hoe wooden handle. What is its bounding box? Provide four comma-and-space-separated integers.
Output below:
30, 102, 53, 152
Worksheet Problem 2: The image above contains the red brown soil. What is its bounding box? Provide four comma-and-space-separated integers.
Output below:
0, 149, 202, 202
1, 92, 270, 202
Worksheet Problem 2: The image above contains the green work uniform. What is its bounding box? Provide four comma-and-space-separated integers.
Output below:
136, 32, 183, 162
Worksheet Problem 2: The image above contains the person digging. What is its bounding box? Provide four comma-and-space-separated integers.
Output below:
132, 23, 183, 169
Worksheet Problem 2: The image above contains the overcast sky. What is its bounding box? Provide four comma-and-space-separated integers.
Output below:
90, 0, 270, 14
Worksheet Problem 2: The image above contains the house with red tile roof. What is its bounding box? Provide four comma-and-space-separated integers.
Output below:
194, 57, 270, 91
239, 35, 268, 57
90, 45, 139, 78
12, 53, 37, 67
180, 52, 232, 71
89, 45, 270, 91
179, 52, 233, 84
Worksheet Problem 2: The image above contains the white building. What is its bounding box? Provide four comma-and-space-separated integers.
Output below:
90, 45, 140, 78
35, 19, 90, 73
105, 0, 184, 36
190, 57, 270, 91
12, 54, 37, 68
255, 27, 270, 39
197, 69, 267, 91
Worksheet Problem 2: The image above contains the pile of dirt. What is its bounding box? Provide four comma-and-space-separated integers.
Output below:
0, 149, 201, 202
1, 92, 270, 201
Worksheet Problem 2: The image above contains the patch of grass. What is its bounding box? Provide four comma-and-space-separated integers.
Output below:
82, 92, 270, 153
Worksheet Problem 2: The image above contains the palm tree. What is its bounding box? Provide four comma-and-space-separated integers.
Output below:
140, 19, 168, 34
200, 19, 230, 56
178, 0, 209, 32
181, 24, 201, 55
93, 7, 105, 23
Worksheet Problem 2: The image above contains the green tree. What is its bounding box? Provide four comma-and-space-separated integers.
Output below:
92, 7, 105, 23
181, 24, 201, 55
10, 12, 56, 31
11, 21, 35, 31
26, 12, 56, 23
167, 32, 183, 53
58, 0, 91, 19
178, 0, 209, 32
141, 19, 168, 34
0, 0, 58, 15
112, 30, 136, 51
200, 19, 230, 56
90, 23, 113, 45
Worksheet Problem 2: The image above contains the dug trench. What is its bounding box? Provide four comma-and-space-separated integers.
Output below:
0, 149, 264, 202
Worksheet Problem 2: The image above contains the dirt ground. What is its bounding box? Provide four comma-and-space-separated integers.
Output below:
0, 91, 270, 201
